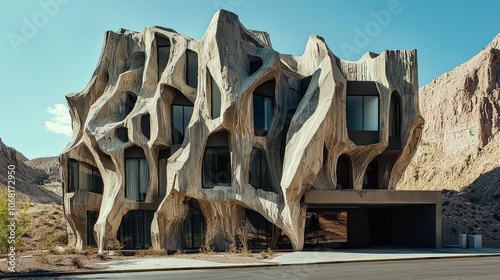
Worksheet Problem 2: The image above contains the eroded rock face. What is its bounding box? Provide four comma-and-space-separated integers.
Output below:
398, 34, 500, 193
61, 10, 422, 253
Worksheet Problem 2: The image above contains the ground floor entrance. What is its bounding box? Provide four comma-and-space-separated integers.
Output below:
303, 190, 442, 249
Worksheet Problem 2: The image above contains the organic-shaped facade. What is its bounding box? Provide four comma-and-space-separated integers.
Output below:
61, 10, 440, 253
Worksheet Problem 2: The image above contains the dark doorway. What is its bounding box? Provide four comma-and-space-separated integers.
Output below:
363, 160, 379, 189
368, 209, 393, 246
86, 211, 99, 247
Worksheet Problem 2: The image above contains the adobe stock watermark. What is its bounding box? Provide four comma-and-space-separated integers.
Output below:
6, 164, 17, 273
213, 0, 243, 11
7, 0, 70, 54
339, 0, 404, 59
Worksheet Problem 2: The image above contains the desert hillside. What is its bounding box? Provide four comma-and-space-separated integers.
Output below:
0, 138, 61, 203
398, 34, 500, 246
399, 34, 500, 192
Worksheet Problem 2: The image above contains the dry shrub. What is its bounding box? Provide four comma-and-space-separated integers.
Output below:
200, 222, 217, 253
70, 256, 85, 269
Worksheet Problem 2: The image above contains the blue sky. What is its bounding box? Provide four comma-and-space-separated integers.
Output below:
1, 0, 499, 159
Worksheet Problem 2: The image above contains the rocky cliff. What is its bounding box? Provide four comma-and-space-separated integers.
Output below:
397, 34, 500, 246
398, 34, 500, 194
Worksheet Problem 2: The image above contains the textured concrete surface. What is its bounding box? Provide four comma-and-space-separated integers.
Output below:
61, 10, 424, 254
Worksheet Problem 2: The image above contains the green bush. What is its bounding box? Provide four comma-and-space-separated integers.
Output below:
0, 188, 30, 254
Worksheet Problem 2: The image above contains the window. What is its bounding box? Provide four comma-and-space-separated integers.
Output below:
117, 127, 128, 142
158, 148, 169, 197
67, 159, 103, 194
125, 146, 150, 202
336, 154, 352, 190
305, 209, 348, 246
118, 210, 154, 249
87, 211, 99, 247
141, 114, 151, 140
171, 92, 194, 145
156, 35, 171, 80
247, 55, 262, 75
181, 199, 205, 249
249, 148, 272, 191
186, 50, 198, 88
390, 92, 401, 137
125, 92, 137, 116
210, 74, 221, 119
346, 81, 380, 145
363, 160, 379, 189
253, 79, 275, 136
347, 96, 379, 131
245, 209, 272, 249
203, 131, 231, 188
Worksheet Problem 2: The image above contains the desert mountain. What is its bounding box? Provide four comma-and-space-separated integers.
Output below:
398, 33, 500, 203
0, 138, 61, 203
398, 34, 500, 246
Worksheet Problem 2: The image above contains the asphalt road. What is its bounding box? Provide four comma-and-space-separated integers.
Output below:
11, 257, 500, 280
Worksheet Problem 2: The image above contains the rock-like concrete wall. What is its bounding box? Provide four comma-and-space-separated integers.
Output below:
61, 10, 423, 253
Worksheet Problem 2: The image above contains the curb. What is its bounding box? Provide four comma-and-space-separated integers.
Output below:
1, 253, 500, 278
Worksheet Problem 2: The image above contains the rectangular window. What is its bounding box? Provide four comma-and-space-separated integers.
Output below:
253, 95, 274, 136
156, 36, 170, 80
125, 158, 150, 202
68, 159, 79, 192
249, 148, 272, 192
172, 105, 193, 145
364, 96, 379, 131
68, 159, 103, 194
347, 96, 363, 130
347, 96, 379, 131
211, 76, 221, 119
186, 50, 198, 88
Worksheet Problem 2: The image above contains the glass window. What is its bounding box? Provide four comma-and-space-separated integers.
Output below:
203, 147, 231, 188
186, 50, 198, 88
364, 96, 379, 131
125, 158, 150, 202
347, 96, 363, 130
253, 95, 274, 136
68, 159, 103, 194
182, 199, 205, 249
172, 105, 193, 145
79, 162, 92, 190
211, 76, 221, 119
156, 35, 170, 80
245, 210, 272, 249
249, 148, 272, 191
347, 96, 379, 131
118, 210, 154, 249
68, 159, 79, 192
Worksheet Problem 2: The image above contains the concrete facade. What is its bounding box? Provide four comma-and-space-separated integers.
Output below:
60, 10, 440, 253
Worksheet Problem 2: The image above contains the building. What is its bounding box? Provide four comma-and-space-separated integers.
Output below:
61, 10, 441, 254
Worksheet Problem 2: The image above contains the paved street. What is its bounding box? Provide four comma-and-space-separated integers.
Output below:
17, 256, 500, 280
